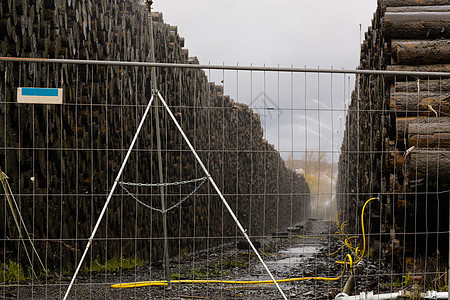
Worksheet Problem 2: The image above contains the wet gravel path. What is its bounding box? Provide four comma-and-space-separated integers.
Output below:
3, 220, 393, 299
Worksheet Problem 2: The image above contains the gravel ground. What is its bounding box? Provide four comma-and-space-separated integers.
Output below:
3, 220, 394, 299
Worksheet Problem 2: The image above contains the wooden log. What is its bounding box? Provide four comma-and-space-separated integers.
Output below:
387, 5, 450, 13
386, 64, 450, 81
396, 117, 418, 145
0, 17, 7, 31
408, 121, 450, 148
397, 117, 450, 147
383, 12, 450, 39
380, 0, 450, 8
151, 12, 162, 22
393, 79, 450, 92
390, 91, 450, 115
405, 150, 450, 181
392, 40, 450, 65
388, 149, 450, 190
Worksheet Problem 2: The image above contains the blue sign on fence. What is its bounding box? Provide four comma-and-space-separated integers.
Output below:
17, 87, 63, 104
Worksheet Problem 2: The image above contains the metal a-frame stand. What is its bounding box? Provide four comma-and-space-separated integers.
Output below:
63, 2, 287, 299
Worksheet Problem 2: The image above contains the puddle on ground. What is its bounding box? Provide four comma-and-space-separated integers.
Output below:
268, 244, 321, 266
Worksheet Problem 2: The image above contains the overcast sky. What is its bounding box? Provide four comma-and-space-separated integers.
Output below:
152, 0, 378, 162
153, 0, 377, 67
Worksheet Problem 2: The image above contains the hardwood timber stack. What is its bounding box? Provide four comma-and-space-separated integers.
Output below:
0, 0, 310, 272
337, 0, 449, 260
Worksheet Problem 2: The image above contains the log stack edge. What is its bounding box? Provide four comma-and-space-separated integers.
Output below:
0, 0, 310, 271
337, 0, 450, 259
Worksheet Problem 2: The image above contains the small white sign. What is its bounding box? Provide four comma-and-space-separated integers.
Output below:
17, 87, 63, 104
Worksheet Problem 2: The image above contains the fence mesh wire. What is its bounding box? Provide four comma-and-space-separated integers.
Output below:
0, 58, 449, 299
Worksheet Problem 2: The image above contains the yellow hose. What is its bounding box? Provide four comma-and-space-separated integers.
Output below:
112, 198, 377, 289
354, 197, 377, 264
340, 221, 348, 233
335, 197, 377, 265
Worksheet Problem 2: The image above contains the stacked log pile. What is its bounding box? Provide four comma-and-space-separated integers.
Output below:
0, 0, 310, 272
337, 0, 449, 259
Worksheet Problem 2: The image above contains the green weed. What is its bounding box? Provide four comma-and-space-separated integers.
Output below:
84, 255, 147, 273
402, 273, 414, 287
0, 261, 28, 283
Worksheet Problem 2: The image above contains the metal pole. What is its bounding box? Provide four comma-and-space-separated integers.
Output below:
156, 92, 288, 300
147, 0, 171, 288
1, 57, 450, 77
62, 95, 155, 300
